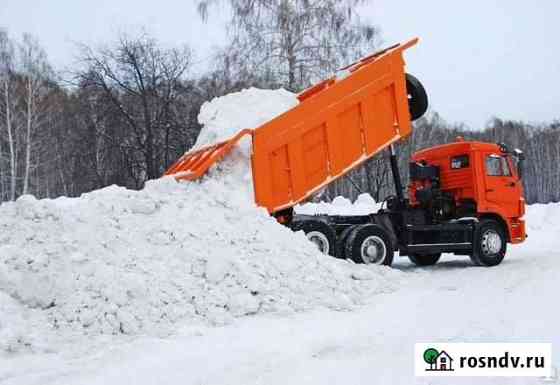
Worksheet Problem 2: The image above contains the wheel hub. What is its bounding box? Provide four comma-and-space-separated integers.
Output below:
306, 231, 329, 254
360, 236, 386, 264
366, 245, 377, 258
481, 230, 502, 255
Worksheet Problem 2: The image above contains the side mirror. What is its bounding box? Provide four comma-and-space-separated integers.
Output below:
513, 148, 525, 180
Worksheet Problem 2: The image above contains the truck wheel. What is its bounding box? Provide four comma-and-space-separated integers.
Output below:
335, 225, 356, 259
406, 73, 428, 121
291, 220, 336, 256
470, 220, 507, 266
408, 253, 441, 266
345, 224, 393, 266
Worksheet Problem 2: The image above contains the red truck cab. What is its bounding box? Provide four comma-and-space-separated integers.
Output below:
409, 138, 526, 244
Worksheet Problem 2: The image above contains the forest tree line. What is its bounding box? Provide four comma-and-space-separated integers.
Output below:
0, 0, 558, 205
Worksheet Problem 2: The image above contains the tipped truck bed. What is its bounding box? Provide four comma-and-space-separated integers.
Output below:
165, 38, 419, 214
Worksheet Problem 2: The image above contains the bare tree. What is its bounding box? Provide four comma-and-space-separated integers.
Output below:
199, 0, 379, 91
76, 32, 193, 183
0, 30, 17, 200
18, 33, 53, 195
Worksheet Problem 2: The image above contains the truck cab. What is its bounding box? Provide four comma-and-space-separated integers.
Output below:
409, 139, 526, 245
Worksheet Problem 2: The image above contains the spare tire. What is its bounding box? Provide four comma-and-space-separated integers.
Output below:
406, 73, 428, 121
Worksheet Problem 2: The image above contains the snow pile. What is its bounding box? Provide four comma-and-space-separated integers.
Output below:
0, 88, 399, 354
296, 193, 382, 216
0, 162, 400, 354
195, 87, 299, 152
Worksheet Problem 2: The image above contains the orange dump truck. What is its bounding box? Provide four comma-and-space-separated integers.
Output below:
165, 38, 527, 267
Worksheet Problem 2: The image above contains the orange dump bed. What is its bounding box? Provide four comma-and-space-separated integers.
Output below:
165, 38, 419, 213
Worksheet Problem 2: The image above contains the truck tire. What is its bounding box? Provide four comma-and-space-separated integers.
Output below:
406, 73, 428, 121
470, 219, 507, 266
335, 225, 357, 259
291, 220, 336, 256
344, 224, 394, 266
408, 253, 441, 266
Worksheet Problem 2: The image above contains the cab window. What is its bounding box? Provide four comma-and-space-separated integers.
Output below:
451, 154, 469, 169
486, 155, 511, 176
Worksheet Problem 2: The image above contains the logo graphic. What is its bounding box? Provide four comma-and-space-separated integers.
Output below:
416, 343, 551, 377
423, 347, 455, 371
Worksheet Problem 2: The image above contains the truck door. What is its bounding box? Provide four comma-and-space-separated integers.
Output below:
483, 153, 523, 218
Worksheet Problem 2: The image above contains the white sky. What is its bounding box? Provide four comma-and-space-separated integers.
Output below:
1, 0, 559, 128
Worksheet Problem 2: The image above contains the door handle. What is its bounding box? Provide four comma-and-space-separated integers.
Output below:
486, 189, 494, 192
506, 182, 516, 187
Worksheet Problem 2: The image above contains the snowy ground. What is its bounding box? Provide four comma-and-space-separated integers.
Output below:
2, 203, 559, 385
1, 88, 558, 384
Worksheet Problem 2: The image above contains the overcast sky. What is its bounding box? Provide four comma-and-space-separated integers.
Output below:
1, 0, 559, 128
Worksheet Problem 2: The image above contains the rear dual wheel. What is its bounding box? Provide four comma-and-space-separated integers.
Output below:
293, 221, 393, 266
291, 219, 336, 256
343, 224, 394, 266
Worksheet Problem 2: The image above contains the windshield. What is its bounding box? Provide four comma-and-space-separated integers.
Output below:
486, 155, 511, 177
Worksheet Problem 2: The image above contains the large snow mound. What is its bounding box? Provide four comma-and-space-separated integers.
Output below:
0, 159, 399, 354
0, 88, 398, 354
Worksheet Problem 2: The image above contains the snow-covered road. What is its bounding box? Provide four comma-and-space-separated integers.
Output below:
4, 232, 558, 385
